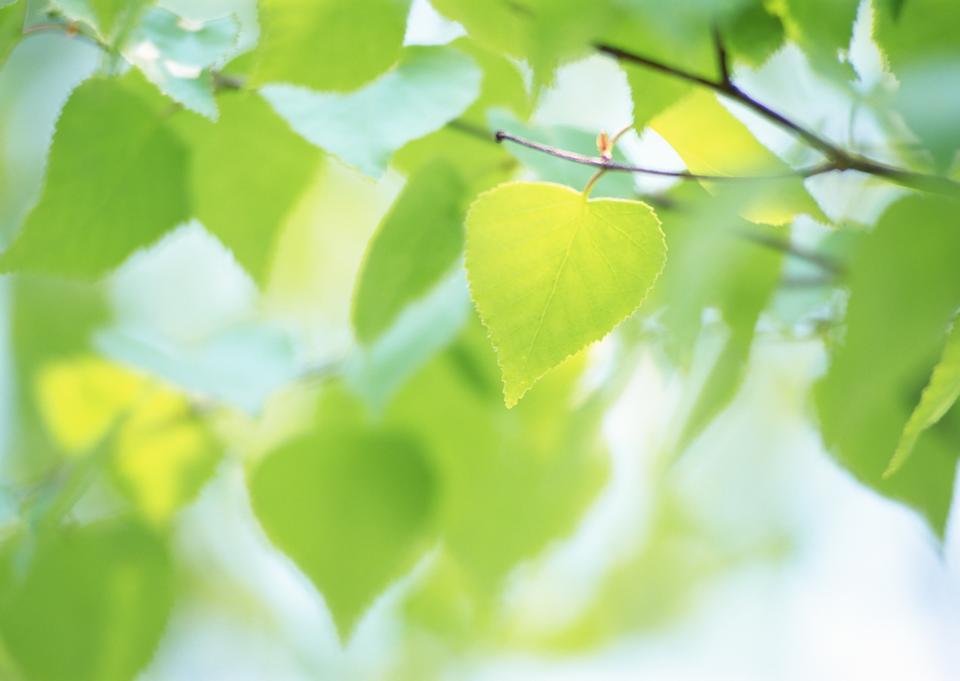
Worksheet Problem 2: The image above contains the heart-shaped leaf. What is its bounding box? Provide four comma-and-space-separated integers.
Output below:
465, 181, 666, 407
249, 418, 436, 639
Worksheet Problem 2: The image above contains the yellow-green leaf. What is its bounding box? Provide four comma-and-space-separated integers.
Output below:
465, 181, 666, 407
652, 90, 825, 226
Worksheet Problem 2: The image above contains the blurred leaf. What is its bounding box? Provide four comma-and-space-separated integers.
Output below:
385, 320, 609, 589
393, 38, 529, 193
252, 0, 412, 92
35, 357, 145, 456
249, 397, 437, 639
722, 3, 784, 67
0, 1, 24, 68
9, 277, 109, 479
0, 74, 190, 278
123, 8, 240, 119
0, 518, 174, 681
95, 323, 301, 415
138, 8, 237, 67
875, 0, 960, 169
776, 0, 858, 80
176, 90, 321, 283
488, 110, 638, 199
652, 90, 826, 225
347, 269, 471, 411
431, 0, 613, 90
112, 386, 221, 526
815, 195, 960, 536
886, 320, 960, 477
261, 46, 482, 178
51, 0, 150, 45
34, 355, 223, 523
465, 181, 665, 407
352, 161, 468, 344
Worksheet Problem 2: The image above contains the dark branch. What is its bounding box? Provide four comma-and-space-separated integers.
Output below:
594, 42, 960, 197
495, 130, 838, 181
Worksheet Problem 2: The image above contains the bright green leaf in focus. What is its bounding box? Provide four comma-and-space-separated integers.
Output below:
261, 46, 482, 178
252, 0, 412, 92
652, 90, 825, 226
886, 320, 960, 478
0, 519, 174, 681
0, 74, 191, 278
177, 91, 321, 283
352, 161, 468, 344
815, 196, 960, 537
249, 401, 436, 639
465, 181, 666, 407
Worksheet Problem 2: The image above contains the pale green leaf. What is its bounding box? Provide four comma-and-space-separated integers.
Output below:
138, 7, 238, 67
249, 404, 436, 639
886, 321, 960, 477
177, 90, 321, 282
0, 519, 174, 681
465, 181, 666, 407
261, 46, 482, 178
95, 323, 301, 414
352, 161, 467, 344
52, 0, 150, 44
0, 74, 191, 277
252, 0, 412, 92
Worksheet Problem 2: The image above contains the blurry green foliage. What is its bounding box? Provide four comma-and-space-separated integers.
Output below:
0, 0, 957, 678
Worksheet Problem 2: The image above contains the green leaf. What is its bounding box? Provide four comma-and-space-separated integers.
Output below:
0, 1, 24, 69
176, 91, 321, 283
385, 319, 609, 589
249, 416, 436, 640
0, 74, 191, 278
261, 46, 482, 178
886, 320, 960, 477
252, 0, 412, 92
815, 195, 960, 536
776, 0, 859, 80
352, 161, 467, 344
0, 519, 174, 681
722, 3, 785, 68
875, 0, 960, 169
465, 181, 666, 407
652, 90, 826, 226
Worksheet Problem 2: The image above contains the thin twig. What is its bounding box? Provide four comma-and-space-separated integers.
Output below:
495, 130, 838, 181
